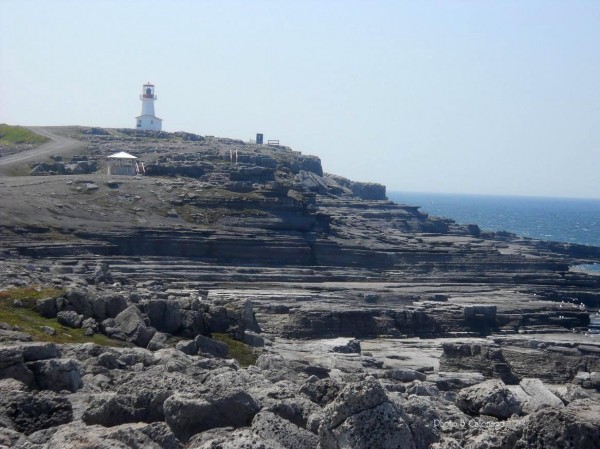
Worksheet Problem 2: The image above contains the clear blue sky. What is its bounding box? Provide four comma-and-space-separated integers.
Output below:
1, 0, 599, 198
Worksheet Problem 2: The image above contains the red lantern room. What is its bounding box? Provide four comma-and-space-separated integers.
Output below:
142, 83, 155, 99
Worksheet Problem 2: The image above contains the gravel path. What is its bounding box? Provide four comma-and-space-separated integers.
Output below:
0, 126, 84, 170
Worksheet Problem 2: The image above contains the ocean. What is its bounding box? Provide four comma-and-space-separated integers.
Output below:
388, 192, 600, 272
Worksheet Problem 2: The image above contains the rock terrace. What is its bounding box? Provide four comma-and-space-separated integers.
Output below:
0, 126, 599, 448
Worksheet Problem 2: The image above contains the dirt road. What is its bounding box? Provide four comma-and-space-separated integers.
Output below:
0, 127, 84, 170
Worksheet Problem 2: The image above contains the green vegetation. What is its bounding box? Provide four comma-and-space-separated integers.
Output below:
0, 124, 48, 145
0, 286, 126, 346
212, 332, 258, 367
2, 165, 32, 176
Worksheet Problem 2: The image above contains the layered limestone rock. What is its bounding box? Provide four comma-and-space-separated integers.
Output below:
1, 127, 600, 448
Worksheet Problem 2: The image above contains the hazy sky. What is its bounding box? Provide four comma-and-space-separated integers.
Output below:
1, 1, 599, 198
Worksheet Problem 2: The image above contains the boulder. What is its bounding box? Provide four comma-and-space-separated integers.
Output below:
21, 342, 58, 361
0, 378, 28, 394
82, 389, 171, 426
324, 401, 415, 449
179, 309, 208, 337
251, 411, 318, 449
405, 380, 439, 397
456, 379, 521, 419
28, 358, 82, 392
552, 383, 590, 404
0, 390, 72, 434
36, 297, 58, 318
323, 337, 361, 354
0, 346, 35, 387
64, 288, 94, 317
92, 262, 114, 284
57, 310, 84, 328
44, 421, 169, 449
264, 396, 320, 429
175, 339, 197, 356
427, 372, 486, 391
403, 395, 468, 449
82, 317, 99, 336
113, 305, 156, 347
321, 376, 389, 429
146, 299, 182, 334
195, 334, 228, 358
139, 422, 183, 449
104, 293, 128, 318
498, 399, 600, 449
40, 325, 57, 335
299, 377, 341, 407
164, 389, 260, 443
517, 378, 564, 413
187, 427, 285, 449
243, 330, 265, 347
317, 376, 415, 449
147, 331, 169, 351
388, 368, 427, 382
240, 300, 261, 332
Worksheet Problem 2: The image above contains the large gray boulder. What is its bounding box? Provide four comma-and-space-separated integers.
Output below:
387, 368, 427, 382
44, 421, 173, 449
264, 396, 320, 430
146, 299, 182, 334
299, 377, 341, 407
0, 389, 72, 434
251, 411, 318, 449
164, 388, 260, 442
0, 346, 35, 388
179, 309, 209, 338
92, 261, 114, 285
57, 310, 84, 328
82, 389, 171, 426
456, 379, 522, 419
92, 294, 129, 322
28, 358, 82, 392
195, 334, 228, 358
517, 378, 564, 413
21, 342, 58, 361
471, 399, 600, 449
147, 331, 169, 351
187, 427, 286, 449
176, 334, 229, 358
318, 376, 415, 449
319, 399, 416, 449
104, 293, 128, 318
403, 395, 470, 449
36, 297, 58, 318
516, 399, 600, 449
64, 288, 94, 317
113, 305, 156, 347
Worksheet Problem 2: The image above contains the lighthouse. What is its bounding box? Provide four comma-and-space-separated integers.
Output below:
135, 82, 162, 131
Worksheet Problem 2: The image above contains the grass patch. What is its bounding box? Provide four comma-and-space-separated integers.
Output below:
0, 286, 64, 308
0, 286, 126, 346
212, 332, 258, 367
0, 124, 48, 145
0, 163, 32, 177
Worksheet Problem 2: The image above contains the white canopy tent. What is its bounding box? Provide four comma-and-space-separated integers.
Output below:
107, 151, 143, 175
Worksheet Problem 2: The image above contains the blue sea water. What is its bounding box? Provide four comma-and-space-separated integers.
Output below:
388, 191, 600, 249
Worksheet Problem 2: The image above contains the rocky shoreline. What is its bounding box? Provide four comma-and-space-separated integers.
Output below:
0, 127, 599, 448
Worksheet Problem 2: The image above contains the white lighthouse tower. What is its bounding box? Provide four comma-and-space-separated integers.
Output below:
135, 82, 162, 131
